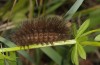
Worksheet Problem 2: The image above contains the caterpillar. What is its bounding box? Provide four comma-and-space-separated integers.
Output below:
10, 15, 69, 46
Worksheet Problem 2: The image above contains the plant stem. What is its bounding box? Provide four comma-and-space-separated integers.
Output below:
0, 39, 76, 52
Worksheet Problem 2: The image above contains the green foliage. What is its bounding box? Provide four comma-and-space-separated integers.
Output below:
70, 18, 99, 65
0, 0, 100, 65
71, 19, 89, 65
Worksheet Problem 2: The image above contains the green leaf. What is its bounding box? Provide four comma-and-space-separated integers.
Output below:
80, 29, 100, 37
64, 0, 84, 20
71, 44, 79, 65
95, 34, 100, 41
76, 19, 90, 39
40, 47, 62, 65
77, 43, 86, 59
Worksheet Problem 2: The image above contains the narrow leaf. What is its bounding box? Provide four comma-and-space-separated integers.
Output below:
76, 19, 90, 39
64, 0, 84, 20
71, 44, 79, 65
81, 29, 100, 37
78, 43, 86, 59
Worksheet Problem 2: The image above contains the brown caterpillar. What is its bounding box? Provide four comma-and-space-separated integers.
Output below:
10, 15, 69, 46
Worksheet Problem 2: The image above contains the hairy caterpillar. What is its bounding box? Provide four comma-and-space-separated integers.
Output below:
9, 15, 70, 65
10, 15, 69, 46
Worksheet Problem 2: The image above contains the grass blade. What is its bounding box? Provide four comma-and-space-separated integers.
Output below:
64, 0, 84, 20
40, 47, 62, 65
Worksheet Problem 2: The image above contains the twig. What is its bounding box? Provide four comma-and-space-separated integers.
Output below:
0, 22, 15, 31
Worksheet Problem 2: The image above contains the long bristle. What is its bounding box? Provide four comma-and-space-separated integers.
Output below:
10, 15, 69, 46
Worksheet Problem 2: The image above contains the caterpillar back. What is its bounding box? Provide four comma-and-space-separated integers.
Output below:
10, 15, 69, 46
